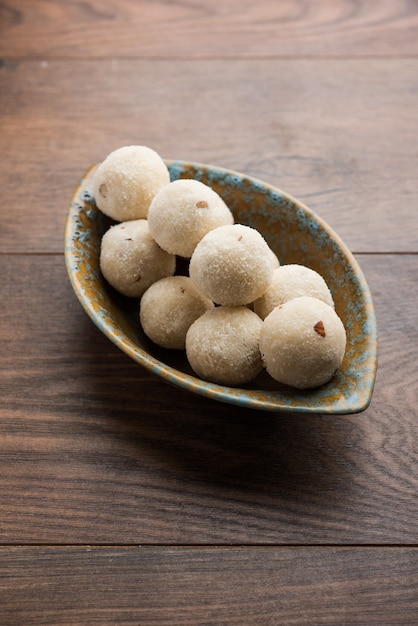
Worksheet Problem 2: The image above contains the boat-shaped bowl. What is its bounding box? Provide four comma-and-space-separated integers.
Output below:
65, 160, 377, 414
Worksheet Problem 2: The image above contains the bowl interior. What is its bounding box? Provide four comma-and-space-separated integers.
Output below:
65, 161, 378, 414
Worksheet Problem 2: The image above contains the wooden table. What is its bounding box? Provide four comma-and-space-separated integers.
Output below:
1, 1, 418, 623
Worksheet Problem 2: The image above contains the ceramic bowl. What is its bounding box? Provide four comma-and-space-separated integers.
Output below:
64, 161, 377, 414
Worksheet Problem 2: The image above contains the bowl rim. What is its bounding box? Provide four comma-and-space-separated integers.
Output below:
65, 160, 378, 414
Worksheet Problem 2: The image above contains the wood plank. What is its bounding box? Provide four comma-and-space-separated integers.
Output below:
1, 253, 417, 544
1, 0, 418, 59
0, 546, 417, 625
0, 59, 417, 253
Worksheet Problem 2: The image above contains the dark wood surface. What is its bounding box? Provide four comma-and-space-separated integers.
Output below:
1, 547, 418, 625
1, 1, 417, 624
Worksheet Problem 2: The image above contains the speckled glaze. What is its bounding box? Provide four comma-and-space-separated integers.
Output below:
64, 161, 378, 414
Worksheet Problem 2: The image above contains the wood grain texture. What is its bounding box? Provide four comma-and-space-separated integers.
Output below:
1, 58, 417, 254
1, 546, 418, 625
1, 0, 418, 59
1, 254, 417, 544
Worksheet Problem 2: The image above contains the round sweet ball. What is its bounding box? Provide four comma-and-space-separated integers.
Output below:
140, 276, 214, 350
100, 219, 175, 298
92, 145, 170, 221
186, 306, 263, 386
254, 264, 334, 320
189, 224, 274, 306
259, 296, 346, 389
147, 178, 234, 258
